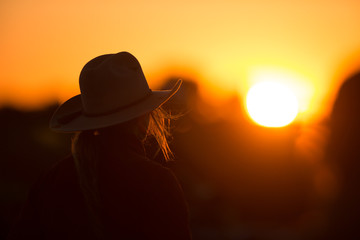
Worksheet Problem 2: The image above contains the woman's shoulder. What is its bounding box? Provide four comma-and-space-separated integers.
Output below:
131, 155, 177, 179
135, 158, 184, 195
105, 150, 170, 173
102, 152, 179, 188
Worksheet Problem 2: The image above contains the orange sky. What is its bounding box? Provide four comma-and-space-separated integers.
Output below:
1, 0, 360, 121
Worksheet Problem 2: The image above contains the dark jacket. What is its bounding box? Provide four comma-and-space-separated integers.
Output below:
8, 148, 191, 240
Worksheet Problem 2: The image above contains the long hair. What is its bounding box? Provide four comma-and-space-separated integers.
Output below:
71, 107, 173, 239
71, 130, 103, 239
147, 106, 174, 161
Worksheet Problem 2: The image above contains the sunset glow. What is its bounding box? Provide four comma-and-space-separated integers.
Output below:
1, 0, 360, 121
246, 82, 299, 127
3, 2, 360, 237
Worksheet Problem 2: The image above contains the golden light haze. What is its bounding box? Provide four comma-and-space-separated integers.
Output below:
1, 0, 360, 121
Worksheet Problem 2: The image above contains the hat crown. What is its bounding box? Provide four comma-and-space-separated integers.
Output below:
79, 52, 150, 115
49, 51, 181, 132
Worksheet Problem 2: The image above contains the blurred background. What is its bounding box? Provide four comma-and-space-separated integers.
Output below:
2, 0, 360, 239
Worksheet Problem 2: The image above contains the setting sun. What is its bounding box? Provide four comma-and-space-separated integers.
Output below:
246, 82, 299, 127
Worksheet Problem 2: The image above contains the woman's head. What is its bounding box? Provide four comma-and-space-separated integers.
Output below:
50, 52, 181, 132
98, 112, 150, 142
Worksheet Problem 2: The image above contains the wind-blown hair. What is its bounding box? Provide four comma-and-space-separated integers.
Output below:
71, 107, 174, 239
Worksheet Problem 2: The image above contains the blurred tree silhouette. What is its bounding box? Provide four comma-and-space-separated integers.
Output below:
322, 71, 360, 240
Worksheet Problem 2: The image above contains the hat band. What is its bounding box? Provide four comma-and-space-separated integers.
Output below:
83, 89, 153, 117
56, 90, 153, 126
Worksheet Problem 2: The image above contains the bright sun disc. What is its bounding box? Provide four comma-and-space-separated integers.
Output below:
246, 82, 299, 127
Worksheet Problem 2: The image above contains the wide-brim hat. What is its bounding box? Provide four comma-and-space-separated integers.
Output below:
50, 52, 181, 132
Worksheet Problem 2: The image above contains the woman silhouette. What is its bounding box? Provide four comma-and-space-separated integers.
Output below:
8, 52, 191, 240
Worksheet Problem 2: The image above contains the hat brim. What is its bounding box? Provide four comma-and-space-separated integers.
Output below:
50, 80, 182, 132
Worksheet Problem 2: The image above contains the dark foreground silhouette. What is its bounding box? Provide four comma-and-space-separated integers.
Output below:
7, 144, 190, 240
322, 72, 360, 240
3, 76, 353, 239
7, 52, 192, 240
